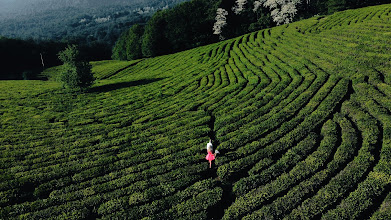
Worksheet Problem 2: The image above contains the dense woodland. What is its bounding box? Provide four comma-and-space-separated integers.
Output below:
113, 0, 391, 60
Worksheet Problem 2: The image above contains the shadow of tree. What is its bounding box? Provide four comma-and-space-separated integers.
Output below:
89, 78, 164, 93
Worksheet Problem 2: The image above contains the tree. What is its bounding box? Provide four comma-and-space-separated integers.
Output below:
141, 10, 170, 57
112, 24, 145, 60
58, 45, 94, 91
139, 0, 217, 57
112, 35, 127, 60
213, 8, 229, 40
164, 0, 217, 52
232, 0, 248, 14
213, 0, 273, 40
125, 24, 144, 60
255, 0, 302, 25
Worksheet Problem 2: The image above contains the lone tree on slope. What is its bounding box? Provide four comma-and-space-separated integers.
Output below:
58, 44, 94, 91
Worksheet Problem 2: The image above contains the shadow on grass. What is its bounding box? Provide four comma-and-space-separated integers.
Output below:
89, 78, 165, 93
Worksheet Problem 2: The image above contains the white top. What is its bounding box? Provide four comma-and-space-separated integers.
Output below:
207, 142, 213, 151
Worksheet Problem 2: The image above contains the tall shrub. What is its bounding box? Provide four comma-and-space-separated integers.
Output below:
58, 44, 94, 91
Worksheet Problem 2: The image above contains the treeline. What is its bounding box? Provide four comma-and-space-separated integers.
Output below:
0, 37, 111, 80
112, 0, 220, 60
113, 0, 391, 61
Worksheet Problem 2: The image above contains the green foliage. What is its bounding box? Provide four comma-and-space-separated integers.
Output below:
111, 36, 127, 61
142, 10, 171, 57
123, 0, 219, 58
162, 0, 218, 52
112, 24, 145, 60
58, 45, 94, 91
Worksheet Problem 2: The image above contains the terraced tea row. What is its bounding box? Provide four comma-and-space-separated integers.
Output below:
1, 4, 391, 219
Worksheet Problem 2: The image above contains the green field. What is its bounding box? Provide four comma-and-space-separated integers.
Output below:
1, 4, 391, 219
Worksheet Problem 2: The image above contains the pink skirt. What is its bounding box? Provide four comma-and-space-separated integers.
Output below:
206, 152, 215, 161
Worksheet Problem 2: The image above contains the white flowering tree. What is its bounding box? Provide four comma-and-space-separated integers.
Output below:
254, 0, 302, 25
213, 0, 303, 40
253, 1, 263, 12
213, 8, 229, 40
232, 0, 248, 14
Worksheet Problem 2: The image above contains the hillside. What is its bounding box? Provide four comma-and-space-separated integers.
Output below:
1, 4, 391, 219
0, 0, 188, 45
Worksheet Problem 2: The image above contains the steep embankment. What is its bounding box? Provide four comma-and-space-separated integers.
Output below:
1, 4, 391, 219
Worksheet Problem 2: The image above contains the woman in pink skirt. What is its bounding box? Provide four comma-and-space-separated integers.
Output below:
205, 139, 219, 168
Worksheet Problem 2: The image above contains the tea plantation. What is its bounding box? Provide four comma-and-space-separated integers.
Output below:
1, 4, 391, 219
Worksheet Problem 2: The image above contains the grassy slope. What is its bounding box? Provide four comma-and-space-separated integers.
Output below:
1, 4, 391, 219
